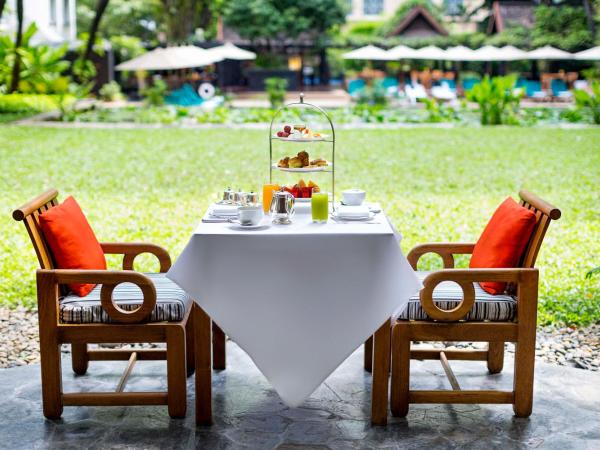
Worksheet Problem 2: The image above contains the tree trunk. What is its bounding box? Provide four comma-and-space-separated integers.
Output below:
318, 47, 330, 86
582, 0, 596, 40
8, 0, 23, 93
0, 0, 7, 23
83, 0, 110, 63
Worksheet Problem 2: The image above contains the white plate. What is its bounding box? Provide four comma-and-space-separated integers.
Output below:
331, 212, 376, 222
272, 135, 329, 142
272, 163, 331, 172
228, 221, 270, 230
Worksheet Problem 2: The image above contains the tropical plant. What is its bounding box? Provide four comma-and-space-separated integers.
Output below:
466, 75, 522, 125
574, 81, 600, 124
0, 23, 71, 94
99, 81, 124, 101
264, 77, 287, 108
141, 78, 168, 106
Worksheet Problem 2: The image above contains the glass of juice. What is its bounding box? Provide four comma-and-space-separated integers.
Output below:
262, 183, 280, 213
311, 192, 329, 223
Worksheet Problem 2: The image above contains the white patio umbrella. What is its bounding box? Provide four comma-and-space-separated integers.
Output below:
574, 46, 600, 60
207, 42, 256, 60
343, 45, 393, 60
115, 45, 223, 71
470, 45, 506, 61
499, 45, 529, 61
387, 44, 418, 60
526, 45, 573, 60
444, 45, 477, 61
411, 45, 447, 60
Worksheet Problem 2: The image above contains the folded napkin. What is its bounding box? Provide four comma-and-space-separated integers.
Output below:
210, 204, 239, 216
336, 205, 370, 219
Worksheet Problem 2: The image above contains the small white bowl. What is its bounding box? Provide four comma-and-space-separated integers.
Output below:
342, 189, 366, 206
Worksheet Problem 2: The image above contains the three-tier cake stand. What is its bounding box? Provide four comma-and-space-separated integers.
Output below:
268, 93, 336, 210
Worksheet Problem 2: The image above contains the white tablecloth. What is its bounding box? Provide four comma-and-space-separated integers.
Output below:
167, 209, 421, 407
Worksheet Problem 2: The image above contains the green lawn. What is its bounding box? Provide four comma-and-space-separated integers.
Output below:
1, 126, 598, 325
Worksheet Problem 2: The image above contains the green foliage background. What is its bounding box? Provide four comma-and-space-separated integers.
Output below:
0, 126, 598, 326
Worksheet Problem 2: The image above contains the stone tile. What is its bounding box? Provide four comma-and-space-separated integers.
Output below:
0, 342, 599, 449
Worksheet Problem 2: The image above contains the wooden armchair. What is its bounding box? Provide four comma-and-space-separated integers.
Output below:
12, 189, 198, 420
387, 190, 560, 421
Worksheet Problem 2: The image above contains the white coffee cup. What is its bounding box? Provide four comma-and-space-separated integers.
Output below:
238, 205, 263, 226
342, 189, 366, 206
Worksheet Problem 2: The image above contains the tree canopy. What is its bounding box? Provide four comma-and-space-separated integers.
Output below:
223, 0, 346, 44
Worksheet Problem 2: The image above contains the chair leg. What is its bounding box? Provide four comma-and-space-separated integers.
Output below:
364, 335, 373, 373
487, 342, 504, 374
37, 273, 63, 419
390, 324, 410, 417
212, 322, 226, 371
71, 342, 89, 375
186, 312, 195, 377
40, 339, 63, 420
513, 338, 535, 417
166, 325, 187, 419
513, 273, 538, 418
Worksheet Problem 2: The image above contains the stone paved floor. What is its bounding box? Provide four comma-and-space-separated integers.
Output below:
0, 342, 599, 450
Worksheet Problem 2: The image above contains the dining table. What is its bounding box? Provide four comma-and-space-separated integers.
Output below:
167, 204, 422, 425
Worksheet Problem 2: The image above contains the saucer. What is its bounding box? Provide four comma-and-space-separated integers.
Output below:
228, 220, 270, 230
331, 212, 376, 222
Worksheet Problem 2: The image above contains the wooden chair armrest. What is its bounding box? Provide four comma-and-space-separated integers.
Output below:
100, 242, 172, 273
37, 269, 157, 324
419, 268, 538, 322
407, 243, 476, 270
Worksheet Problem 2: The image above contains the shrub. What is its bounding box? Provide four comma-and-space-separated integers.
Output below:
99, 81, 124, 102
0, 94, 61, 113
264, 77, 287, 108
574, 81, 600, 125
466, 75, 522, 125
355, 85, 388, 106
421, 98, 459, 122
141, 79, 168, 106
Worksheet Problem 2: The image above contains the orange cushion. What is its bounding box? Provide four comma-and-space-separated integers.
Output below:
470, 197, 537, 295
39, 196, 106, 296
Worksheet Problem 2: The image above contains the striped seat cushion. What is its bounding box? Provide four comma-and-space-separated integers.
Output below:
59, 273, 192, 324
397, 271, 517, 322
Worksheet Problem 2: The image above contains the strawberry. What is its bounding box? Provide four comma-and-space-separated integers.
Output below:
284, 125, 291, 133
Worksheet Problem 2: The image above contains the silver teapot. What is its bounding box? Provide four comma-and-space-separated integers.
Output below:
270, 190, 295, 224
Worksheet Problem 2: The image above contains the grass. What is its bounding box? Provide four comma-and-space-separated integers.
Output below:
0, 125, 598, 326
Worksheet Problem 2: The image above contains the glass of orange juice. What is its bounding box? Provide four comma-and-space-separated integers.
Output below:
262, 183, 280, 213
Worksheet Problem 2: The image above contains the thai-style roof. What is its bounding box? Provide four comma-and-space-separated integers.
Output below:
487, 1, 535, 34
388, 6, 448, 38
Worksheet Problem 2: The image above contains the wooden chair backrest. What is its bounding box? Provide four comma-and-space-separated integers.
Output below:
12, 189, 60, 270
518, 189, 561, 268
